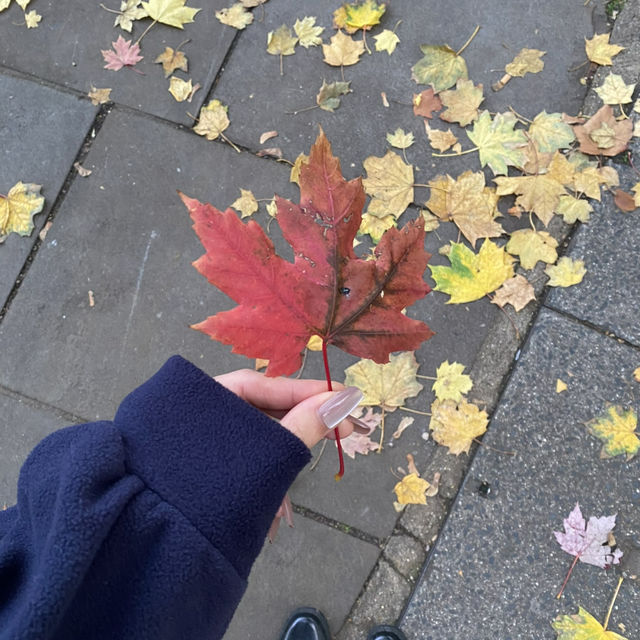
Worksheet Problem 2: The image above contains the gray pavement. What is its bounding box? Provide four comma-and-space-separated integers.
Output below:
1, 0, 639, 638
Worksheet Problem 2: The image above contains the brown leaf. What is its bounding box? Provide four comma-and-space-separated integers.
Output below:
256, 147, 283, 158
614, 189, 637, 212
260, 130, 278, 144
154, 46, 188, 77
491, 275, 535, 312
412, 88, 442, 119
573, 105, 633, 156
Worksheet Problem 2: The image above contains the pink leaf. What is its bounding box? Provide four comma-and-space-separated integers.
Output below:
102, 36, 143, 71
554, 503, 623, 569
340, 432, 379, 459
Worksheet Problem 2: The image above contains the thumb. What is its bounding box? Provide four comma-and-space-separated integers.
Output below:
279, 387, 363, 449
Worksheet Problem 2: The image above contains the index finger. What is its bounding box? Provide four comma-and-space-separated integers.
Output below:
214, 368, 345, 412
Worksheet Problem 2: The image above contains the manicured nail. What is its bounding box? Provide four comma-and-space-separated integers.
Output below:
318, 387, 364, 429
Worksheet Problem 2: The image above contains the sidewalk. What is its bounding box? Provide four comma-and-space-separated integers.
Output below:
1, 0, 638, 638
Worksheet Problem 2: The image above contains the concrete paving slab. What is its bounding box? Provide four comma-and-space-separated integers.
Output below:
546, 140, 640, 347
0, 391, 72, 506
212, 0, 594, 173
225, 515, 380, 640
0, 0, 235, 125
0, 72, 97, 308
401, 308, 640, 639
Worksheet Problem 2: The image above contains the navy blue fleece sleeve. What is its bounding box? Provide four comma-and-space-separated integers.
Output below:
0, 356, 311, 639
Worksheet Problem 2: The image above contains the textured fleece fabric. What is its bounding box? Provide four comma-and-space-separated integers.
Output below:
0, 356, 311, 639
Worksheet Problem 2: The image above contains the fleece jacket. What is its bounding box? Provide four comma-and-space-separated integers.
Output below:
0, 356, 311, 639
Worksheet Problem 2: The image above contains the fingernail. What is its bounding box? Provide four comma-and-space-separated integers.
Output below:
318, 387, 364, 429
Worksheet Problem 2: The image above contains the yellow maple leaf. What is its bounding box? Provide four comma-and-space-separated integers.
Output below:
545, 257, 586, 287
386, 128, 414, 149
429, 398, 488, 455
216, 3, 253, 29
293, 16, 324, 48
439, 78, 484, 126
491, 275, 535, 312
432, 360, 472, 403
362, 151, 414, 218
634, 183, 640, 207
506, 229, 558, 270
595, 73, 636, 105
266, 199, 278, 218
141, 0, 200, 28
154, 46, 188, 77
343, 352, 423, 411
585, 33, 624, 66
374, 29, 400, 55
556, 195, 592, 223
633, 367, 640, 382
194, 99, 229, 140
290, 153, 309, 185
573, 167, 604, 200
88, 86, 112, 105
424, 123, 458, 152
528, 111, 575, 153
334, 0, 385, 33
267, 25, 298, 74
444, 171, 503, 247
231, 188, 258, 218
430, 240, 514, 304
556, 378, 568, 393
113, 0, 148, 32
25, 9, 41, 27
322, 30, 365, 66
412, 44, 468, 92
0, 182, 45, 238
168, 77, 193, 102
586, 405, 639, 460
358, 211, 396, 243
505, 47, 545, 76
553, 607, 627, 640
394, 473, 429, 505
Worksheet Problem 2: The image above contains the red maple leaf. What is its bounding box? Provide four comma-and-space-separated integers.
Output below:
181, 130, 433, 379
102, 36, 143, 71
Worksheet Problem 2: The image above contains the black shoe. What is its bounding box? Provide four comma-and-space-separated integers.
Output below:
366, 624, 408, 640
278, 607, 331, 640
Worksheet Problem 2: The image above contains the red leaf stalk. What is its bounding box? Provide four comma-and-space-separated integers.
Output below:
556, 554, 579, 599
322, 339, 344, 481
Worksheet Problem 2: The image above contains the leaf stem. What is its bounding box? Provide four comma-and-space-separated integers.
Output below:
603, 576, 624, 630
322, 339, 345, 480
556, 554, 579, 598
416, 374, 436, 380
99, 3, 121, 15
472, 438, 516, 455
135, 18, 158, 46
377, 407, 385, 452
363, 29, 371, 55
221, 133, 241, 153
286, 105, 319, 116
456, 24, 480, 56
432, 146, 479, 158
279, 53, 283, 76
399, 406, 431, 416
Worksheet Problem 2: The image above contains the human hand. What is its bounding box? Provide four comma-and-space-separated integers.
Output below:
214, 369, 363, 449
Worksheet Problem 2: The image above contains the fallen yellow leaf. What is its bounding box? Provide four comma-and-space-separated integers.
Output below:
154, 46, 188, 77
556, 379, 567, 393
322, 30, 365, 66
358, 211, 396, 243
429, 398, 488, 455
142, 0, 200, 28
556, 195, 593, 224
88, 86, 112, 105
294, 16, 324, 47
0, 182, 45, 238
432, 360, 472, 403
216, 3, 253, 29
412, 44, 468, 92
586, 406, 639, 460
439, 78, 484, 126
545, 257, 586, 287
386, 128, 414, 149
362, 151, 414, 218
231, 188, 258, 218
424, 123, 458, 152
491, 275, 535, 312
505, 47, 545, 77
374, 29, 400, 55
553, 606, 628, 639
506, 229, 558, 270
334, 0, 385, 33
25, 9, 41, 27
585, 33, 624, 66
168, 76, 194, 102
194, 99, 230, 140
394, 473, 429, 505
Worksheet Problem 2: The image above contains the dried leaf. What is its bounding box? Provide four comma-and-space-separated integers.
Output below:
182, 130, 433, 376
88, 86, 112, 105
432, 360, 472, 403
392, 416, 415, 440
374, 29, 400, 55
553, 607, 627, 640
506, 229, 558, 270
216, 3, 253, 29
386, 128, 414, 149
24, 9, 40, 27
322, 30, 365, 66
505, 47, 545, 76
556, 378, 568, 393
633, 367, 640, 383
294, 16, 324, 47
545, 257, 586, 287
290, 153, 309, 185
316, 80, 351, 112
267, 24, 298, 58
586, 406, 639, 459
528, 111, 575, 153
412, 88, 442, 119
595, 73, 636, 105
613, 189, 636, 212
0, 182, 45, 238
430, 240, 514, 304
102, 36, 143, 71
585, 33, 624, 66
554, 503, 623, 568
491, 275, 535, 312
429, 398, 488, 455
113, 0, 147, 32
439, 78, 483, 126
334, 0, 385, 33
359, 212, 396, 243
168, 77, 195, 102
362, 151, 414, 218
73, 162, 92, 177
231, 188, 258, 218
344, 352, 423, 411
573, 105, 633, 156
556, 195, 593, 223
424, 123, 458, 152
394, 473, 429, 505
154, 46, 188, 77
412, 44, 468, 92
467, 111, 527, 175
341, 431, 379, 458
193, 99, 230, 140
142, 0, 200, 28
259, 130, 278, 144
